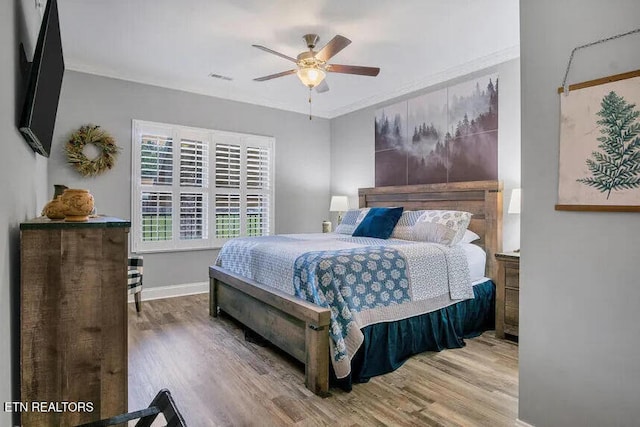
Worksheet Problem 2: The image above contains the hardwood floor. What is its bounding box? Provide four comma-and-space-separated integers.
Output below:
128, 294, 518, 427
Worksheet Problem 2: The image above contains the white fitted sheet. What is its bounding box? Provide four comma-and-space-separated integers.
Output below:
459, 243, 487, 283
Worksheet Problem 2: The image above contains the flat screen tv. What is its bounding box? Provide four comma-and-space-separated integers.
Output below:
19, 0, 65, 157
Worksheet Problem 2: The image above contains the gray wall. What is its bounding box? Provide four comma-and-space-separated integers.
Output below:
330, 59, 521, 251
1, 1, 49, 425
50, 71, 331, 288
519, 1, 640, 426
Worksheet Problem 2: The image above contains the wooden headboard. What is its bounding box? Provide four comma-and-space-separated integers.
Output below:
359, 180, 503, 280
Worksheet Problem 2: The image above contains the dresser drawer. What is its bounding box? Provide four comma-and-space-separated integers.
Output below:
495, 252, 520, 340
505, 307, 519, 327
505, 288, 519, 307
505, 288, 519, 327
505, 266, 519, 289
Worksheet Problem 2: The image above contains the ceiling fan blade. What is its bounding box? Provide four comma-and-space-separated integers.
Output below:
254, 69, 297, 81
315, 80, 330, 93
327, 64, 380, 76
315, 35, 351, 62
252, 45, 297, 63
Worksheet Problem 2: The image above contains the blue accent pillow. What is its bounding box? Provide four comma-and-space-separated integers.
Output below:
352, 207, 404, 239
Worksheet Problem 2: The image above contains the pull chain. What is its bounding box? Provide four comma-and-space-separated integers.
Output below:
308, 87, 312, 120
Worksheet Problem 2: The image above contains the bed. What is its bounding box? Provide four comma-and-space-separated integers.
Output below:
209, 180, 503, 395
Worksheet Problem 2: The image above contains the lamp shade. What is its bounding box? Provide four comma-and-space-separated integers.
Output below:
329, 196, 349, 212
508, 188, 521, 214
297, 67, 326, 88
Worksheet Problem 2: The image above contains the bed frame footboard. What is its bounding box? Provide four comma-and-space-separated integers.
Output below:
209, 181, 502, 396
209, 266, 331, 396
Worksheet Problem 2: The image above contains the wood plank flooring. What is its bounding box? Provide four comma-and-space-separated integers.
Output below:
128, 295, 518, 427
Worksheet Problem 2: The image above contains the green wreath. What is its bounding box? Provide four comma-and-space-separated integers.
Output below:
65, 125, 120, 177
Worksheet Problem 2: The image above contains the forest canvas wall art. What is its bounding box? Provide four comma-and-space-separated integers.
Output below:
374, 101, 409, 186
557, 71, 640, 211
375, 73, 498, 187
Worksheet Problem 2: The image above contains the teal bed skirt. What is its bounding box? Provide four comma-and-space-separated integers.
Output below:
333, 279, 495, 390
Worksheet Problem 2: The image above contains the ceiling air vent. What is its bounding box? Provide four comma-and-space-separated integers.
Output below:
208, 73, 233, 81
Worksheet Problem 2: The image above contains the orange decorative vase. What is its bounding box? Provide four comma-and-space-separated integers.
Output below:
43, 196, 66, 220
41, 184, 68, 220
61, 189, 95, 222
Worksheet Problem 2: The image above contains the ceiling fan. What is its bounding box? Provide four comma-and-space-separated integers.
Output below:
252, 34, 380, 94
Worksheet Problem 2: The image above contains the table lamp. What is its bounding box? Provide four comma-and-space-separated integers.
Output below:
329, 196, 349, 223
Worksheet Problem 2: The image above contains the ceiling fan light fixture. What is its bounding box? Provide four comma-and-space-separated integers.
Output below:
296, 67, 326, 88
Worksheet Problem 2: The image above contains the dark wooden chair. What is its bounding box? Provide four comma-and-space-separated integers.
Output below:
75, 389, 186, 427
128, 256, 144, 312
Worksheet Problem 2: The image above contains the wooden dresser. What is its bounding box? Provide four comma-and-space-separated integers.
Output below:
495, 252, 520, 339
20, 217, 130, 426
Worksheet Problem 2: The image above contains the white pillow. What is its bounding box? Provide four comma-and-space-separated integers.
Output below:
459, 229, 480, 244
334, 208, 370, 235
412, 210, 472, 246
391, 210, 426, 240
355, 208, 370, 224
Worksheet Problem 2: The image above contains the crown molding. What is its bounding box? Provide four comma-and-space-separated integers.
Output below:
64, 63, 334, 119
325, 45, 520, 118
66, 45, 518, 121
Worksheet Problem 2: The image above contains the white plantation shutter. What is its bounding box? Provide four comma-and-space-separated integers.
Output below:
180, 192, 207, 240
246, 194, 269, 236
179, 138, 208, 242
246, 146, 269, 189
134, 124, 176, 251
215, 194, 241, 238
245, 144, 271, 237
215, 143, 241, 188
180, 139, 208, 187
132, 121, 274, 252
214, 141, 242, 241
212, 135, 274, 244
141, 135, 173, 186
141, 191, 172, 241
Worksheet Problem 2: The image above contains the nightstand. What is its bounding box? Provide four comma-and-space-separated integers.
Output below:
495, 252, 520, 339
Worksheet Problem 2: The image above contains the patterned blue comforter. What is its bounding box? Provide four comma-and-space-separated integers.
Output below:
216, 233, 474, 378
294, 246, 411, 365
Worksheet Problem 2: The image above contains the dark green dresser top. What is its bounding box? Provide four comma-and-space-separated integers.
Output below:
20, 216, 131, 230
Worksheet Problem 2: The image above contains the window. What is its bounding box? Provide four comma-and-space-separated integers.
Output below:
132, 120, 274, 252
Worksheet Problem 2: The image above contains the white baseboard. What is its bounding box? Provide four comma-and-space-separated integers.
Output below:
516, 419, 535, 427
128, 281, 208, 303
